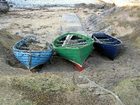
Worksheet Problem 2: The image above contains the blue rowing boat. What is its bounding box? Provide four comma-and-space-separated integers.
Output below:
13, 36, 52, 70
92, 32, 122, 60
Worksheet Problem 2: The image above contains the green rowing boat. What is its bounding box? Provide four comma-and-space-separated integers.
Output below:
52, 32, 94, 67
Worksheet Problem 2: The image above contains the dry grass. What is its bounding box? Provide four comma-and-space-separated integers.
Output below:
0, 74, 117, 105
113, 76, 140, 105
10, 74, 76, 105
0, 29, 23, 67
0, 29, 21, 50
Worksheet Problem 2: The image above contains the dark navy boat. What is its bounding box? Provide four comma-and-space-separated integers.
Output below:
92, 32, 122, 60
13, 36, 52, 70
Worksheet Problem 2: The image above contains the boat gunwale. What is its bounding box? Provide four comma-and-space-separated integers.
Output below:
92, 33, 122, 46
54, 42, 93, 50
53, 32, 94, 49
13, 37, 52, 53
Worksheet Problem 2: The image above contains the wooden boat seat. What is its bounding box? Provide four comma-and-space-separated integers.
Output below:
58, 39, 86, 43
56, 37, 87, 47
99, 38, 112, 41
102, 40, 119, 45
56, 41, 87, 47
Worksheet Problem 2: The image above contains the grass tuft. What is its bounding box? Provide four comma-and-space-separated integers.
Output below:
114, 77, 140, 105
11, 74, 76, 105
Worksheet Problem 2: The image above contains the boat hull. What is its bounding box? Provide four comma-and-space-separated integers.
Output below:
13, 50, 52, 69
53, 32, 94, 66
54, 43, 93, 66
94, 43, 121, 60
92, 32, 122, 60
13, 37, 52, 69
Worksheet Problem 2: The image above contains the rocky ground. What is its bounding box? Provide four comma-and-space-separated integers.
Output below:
0, 5, 140, 105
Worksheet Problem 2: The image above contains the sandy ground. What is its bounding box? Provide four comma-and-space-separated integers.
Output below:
0, 8, 87, 42
0, 6, 139, 83
0, 6, 140, 105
